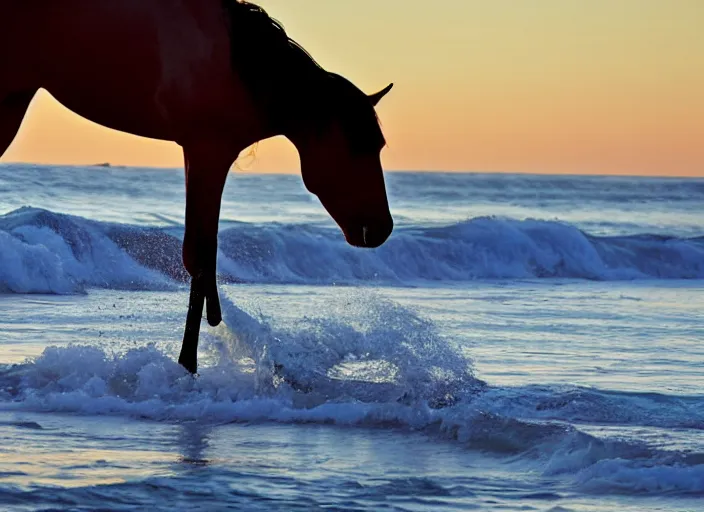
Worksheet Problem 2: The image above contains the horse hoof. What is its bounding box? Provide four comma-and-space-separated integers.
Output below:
178, 357, 197, 375
206, 312, 222, 327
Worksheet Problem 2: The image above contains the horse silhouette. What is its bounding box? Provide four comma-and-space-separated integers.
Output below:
0, 0, 394, 373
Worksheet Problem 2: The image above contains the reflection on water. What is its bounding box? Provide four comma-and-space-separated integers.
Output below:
176, 422, 212, 467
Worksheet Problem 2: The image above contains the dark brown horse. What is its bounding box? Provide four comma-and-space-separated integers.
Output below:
0, 0, 393, 373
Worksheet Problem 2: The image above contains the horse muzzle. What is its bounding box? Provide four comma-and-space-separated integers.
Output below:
344, 215, 393, 248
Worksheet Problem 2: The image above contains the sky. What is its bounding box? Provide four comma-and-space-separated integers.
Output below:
4, 0, 704, 176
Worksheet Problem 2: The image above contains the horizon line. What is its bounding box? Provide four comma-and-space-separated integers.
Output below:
0, 160, 702, 180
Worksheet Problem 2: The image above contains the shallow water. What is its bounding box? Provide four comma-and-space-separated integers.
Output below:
0, 165, 702, 511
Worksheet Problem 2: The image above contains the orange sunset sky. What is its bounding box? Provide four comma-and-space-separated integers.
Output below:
3, 0, 704, 177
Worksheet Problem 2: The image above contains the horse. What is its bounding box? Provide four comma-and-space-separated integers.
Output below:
0, 0, 394, 374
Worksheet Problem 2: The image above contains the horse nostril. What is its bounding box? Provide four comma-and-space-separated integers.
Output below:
360, 220, 392, 248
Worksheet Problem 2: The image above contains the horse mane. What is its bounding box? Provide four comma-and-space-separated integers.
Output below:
221, 0, 385, 152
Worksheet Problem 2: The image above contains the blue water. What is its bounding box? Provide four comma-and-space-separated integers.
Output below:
0, 164, 702, 511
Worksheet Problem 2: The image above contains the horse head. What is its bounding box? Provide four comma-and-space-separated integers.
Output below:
288, 77, 394, 248
222, 1, 394, 248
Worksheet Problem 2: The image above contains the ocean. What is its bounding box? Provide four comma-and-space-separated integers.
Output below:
0, 163, 702, 511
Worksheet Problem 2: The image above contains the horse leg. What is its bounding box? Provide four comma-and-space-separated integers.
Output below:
178, 141, 237, 374
0, 91, 35, 157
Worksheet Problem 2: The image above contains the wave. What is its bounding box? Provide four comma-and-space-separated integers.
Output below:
1, 295, 702, 496
0, 207, 177, 294
0, 206, 702, 293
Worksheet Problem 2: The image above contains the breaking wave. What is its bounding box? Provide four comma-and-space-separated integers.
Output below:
0, 206, 702, 294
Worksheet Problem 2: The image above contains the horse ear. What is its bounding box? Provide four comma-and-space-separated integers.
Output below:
368, 83, 393, 106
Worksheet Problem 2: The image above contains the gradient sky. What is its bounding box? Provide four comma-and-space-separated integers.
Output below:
4, 0, 704, 176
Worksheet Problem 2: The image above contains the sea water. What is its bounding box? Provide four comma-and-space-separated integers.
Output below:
0, 164, 702, 511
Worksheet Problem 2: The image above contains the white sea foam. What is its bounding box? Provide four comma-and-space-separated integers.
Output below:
1, 294, 701, 496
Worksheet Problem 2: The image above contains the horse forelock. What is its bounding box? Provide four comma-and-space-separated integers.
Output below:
221, 0, 385, 154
